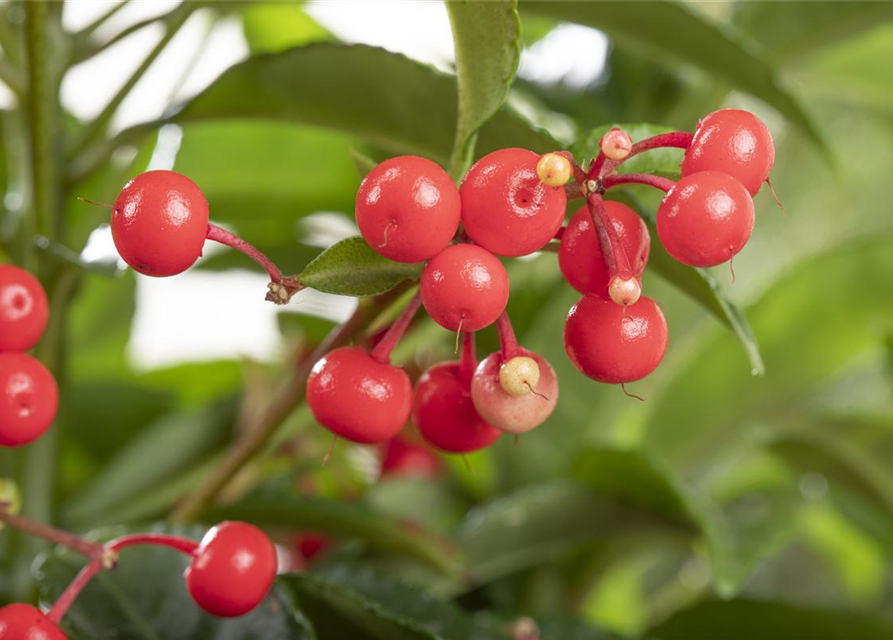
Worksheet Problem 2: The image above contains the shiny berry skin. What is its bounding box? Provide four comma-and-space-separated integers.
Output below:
0, 265, 49, 353
306, 347, 412, 444
460, 148, 567, 257
0, 604, 67, 640
564, 296, 668, 384
681, 109, 775, 196
420, 244, 509, 332
112, 170, 209, 277
558, 202, 650, 297
471, 349, 558, 434
414, 362, 501, 453
0, 353, 58, 447
356, 156, 461, 263
657, 171, 754, 268
380, 436, 441, 479
185, 521, 277, 618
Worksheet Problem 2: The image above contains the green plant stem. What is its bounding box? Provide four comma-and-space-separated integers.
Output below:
73, 0, 130, 43
72, 3, 185, 64
0, 58, 23, 97
171, 287, 410, 522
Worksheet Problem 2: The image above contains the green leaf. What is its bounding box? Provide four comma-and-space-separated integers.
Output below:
240, 1, 332, 54
350, 148, 378, 178
572, 123, 682, 177
35, 525, 314, 640
645, 598, 893, 640
521, 1, 830, 160
446, 0, 521, 176
298, 236, 422, 297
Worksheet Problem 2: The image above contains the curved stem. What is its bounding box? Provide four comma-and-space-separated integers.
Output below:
46, 559, 104, 624
458, 331, 476, 383
369, 293, 421, 364
107, 533, 199, 556
496, 311, 519, 359
206, 223, 283, 282
601, 173, 675, 193
600, 131, 693, 178
587, 193, 631, 279
0, 504, 104, 560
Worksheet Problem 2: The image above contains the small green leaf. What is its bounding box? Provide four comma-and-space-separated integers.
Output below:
298, 236, 422, 297
349, 149, 378, 178
571, 123, 682, 177
0, 479, 21, 533
446, 0, 521, 177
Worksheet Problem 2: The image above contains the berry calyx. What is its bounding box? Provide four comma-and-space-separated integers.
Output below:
600, 128, 633, 161
414, 361, 501, 453
471, 349, 558, 434
112, 170, 210, 277
681, 109, 775, 196
185, 521, 277, 618
0, 265, 49, 353
558, 202, 650, 297
0, 603, 67, 640
306, 346, 412, 444
0, 353, 58, 447
380, 436, 441, 479
356, 156, 461, 263
657, 171, 754, 267
536, 153, 572, 187
460, 148, 567, 257
420, 244, 509, 332
564, 296, 668, 384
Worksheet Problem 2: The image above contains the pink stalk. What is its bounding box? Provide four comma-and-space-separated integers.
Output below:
369, 293, 422, 364
601, 173, 675, 193
496, 311, 519, 359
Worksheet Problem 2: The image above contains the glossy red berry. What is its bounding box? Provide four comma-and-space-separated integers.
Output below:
380, 436, 441, 479
0, 353, 58, 447
657, 171, 754, 268
0, 265, 49, 353
558, 202, 650, 297
356, 156, 461, 263
112, 170, 209, 277
185, 521, 277, 618
0, 604, 67, 640
306, 347, 412, 444
420, 244, 509, 332
681, 109, 775, 196
414, 362, 501, 453
564, 296, 668, 384
460, 148, 567, 257
470, 349, 558, 434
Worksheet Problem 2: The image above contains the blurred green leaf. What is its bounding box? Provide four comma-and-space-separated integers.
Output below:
446, 0, 521, 175
240, 1, 332, 54
572, 124, 682, 176
350, 149, 378, 178
646, 598, 893, 640
298, 236, 422, 297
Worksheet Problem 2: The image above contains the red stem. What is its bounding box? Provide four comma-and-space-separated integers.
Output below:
458, 332, 476, 383
369, 293, 422, 364
600, 131, 693, 178
0, 504, 104, 560
589, 152, 607, 180
107, 533, 200, 555
601, 173, 675, 193
206, 223, 283, 282
496, 311, 519, 359
47, 560, 105, 623
587, 193, 634, 280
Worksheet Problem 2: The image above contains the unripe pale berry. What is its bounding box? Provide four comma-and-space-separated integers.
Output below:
112, 170, 209, 277
0, 352, 58, 447
356, 156, 461, 263
0, 604, 67, 640
0, 265, 48, 353
414, 361, 501, 453
498, 356, 540, 398
600, 128, 633, 161
185, 521, 278, 618
608, 275, 642, 307
681, 109, 775, 196
558, 202, 650, 297
460, 148, 567, 257
306, 347, 412, 444
535, 153, 572, 187
420, 244, 509, 332
657, 171, 754, 268
471, 349, 558, 434
564, 296, 668, 384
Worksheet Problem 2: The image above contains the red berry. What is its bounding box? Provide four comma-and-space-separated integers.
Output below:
657, 171, 754, 268
470, 349, 558, 434
564, 296, 668, 384
112, 170, 209, 277
414, 362, 501, 453
460, 148, 567, 257
356, 156, 461, 263
0, 265, 49, 353
380, 436, 441, 479
681, 109, 775, 196
558, 202, 650, 297
185, 521, 277, 618
306, 347, 412, 444
420, 244, 509, 332
0, 604, 67, 640
0, 353, 58, 447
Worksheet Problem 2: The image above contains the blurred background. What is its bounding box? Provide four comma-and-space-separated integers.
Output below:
2, 2, 893, 638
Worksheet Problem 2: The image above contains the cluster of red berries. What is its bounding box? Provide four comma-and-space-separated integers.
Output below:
0, 265, 58, 448
306, 109, 774, 452
0, 521, 277, 638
